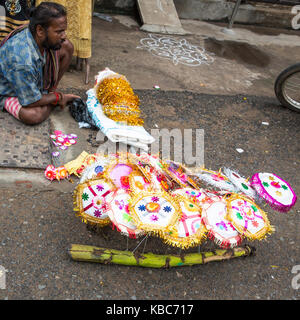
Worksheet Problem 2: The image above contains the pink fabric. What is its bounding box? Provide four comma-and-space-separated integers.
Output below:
4, 97, 22, 120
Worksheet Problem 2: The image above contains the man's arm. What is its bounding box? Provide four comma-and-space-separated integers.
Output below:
5, 65, 80, 109
25, 91, 80, 109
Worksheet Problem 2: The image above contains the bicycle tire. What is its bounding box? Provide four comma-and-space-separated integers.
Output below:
274, 63, 300, 113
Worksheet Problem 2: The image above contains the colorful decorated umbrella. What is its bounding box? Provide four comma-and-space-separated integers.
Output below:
250, 173, 297, 213
104, 160, 135, 190
223, 168, 257, 200
226, 194, 274, 241
128, 170, 152, 193
130, 191, 181, 236
128, 153, 173, 191
202, 199, 242, 248
108, 190, 145, 239
195, 168, 238, 193
73, 178, 116, 226
171, 187, 208, 205
80, 157, 111, 183
136, 153, 165, 173
163, 160, 199, 189
162, 191, 207, 249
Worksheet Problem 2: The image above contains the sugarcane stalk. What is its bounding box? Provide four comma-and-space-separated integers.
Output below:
68, 244, 255, 268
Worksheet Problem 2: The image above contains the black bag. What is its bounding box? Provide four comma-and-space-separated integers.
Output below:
68, 98, 98, 130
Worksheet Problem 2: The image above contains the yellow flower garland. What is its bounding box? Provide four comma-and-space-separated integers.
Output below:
96, 77, 144, 126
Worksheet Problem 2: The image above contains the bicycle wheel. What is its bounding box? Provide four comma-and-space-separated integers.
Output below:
274, 63, 300, 113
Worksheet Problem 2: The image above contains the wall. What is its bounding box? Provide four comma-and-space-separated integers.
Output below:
94, 0, 137, 14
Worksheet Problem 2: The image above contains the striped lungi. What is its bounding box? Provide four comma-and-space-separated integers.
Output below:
4, 97, 22, 120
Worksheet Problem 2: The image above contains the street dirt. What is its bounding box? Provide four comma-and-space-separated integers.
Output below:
0, 15, 299, 301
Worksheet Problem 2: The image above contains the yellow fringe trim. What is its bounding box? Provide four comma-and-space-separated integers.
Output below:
225, 194, 275, 241
73, 177, 117, 227
64, 151, 90, 176
129, 191, 182, 237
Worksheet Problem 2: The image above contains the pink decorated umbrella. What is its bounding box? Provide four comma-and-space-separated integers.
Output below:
105, 161, 135, 190
250, 173, 297, 213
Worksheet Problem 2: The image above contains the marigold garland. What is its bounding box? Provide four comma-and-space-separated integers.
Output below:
96, 77, 144, 126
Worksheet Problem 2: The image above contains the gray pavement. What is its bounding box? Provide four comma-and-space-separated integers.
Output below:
0, 16, 300, 301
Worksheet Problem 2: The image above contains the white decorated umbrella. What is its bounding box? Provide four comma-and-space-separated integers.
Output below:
172, 187, 213, 205
80, 157, 111, 183
226, 194, 274, 241
73, 178, 117, 226
250, 173, 297, 213
128, 170, 152, 193
223, 168, 257, 200
130, 191, 181, 236
108, 190, 145, 239
162, 191, 207, 249
202, 199, 242, 248
195, 168, 238, 193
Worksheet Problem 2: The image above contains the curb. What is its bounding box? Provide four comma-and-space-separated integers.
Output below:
0, 168, 76, 193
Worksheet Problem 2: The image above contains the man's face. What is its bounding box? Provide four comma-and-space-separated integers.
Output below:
42, 16, 67, 51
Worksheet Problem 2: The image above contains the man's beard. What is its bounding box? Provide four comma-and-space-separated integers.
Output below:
42, 36, 63, 51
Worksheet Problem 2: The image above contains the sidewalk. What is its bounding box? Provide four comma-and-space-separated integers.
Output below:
0, 15, 299, 300
1, 15, 300, 186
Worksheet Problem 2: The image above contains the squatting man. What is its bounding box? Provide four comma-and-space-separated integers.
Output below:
0, 2, 80, 124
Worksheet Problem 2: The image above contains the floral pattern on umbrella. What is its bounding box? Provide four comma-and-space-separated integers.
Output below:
226, 194, 274, 241
108, 190, 145, 239
250, 173, 297, 213
130, 191, 181, 235
161, 191, 207, 249
73, 178, 116, 226
202, 199, 242, 248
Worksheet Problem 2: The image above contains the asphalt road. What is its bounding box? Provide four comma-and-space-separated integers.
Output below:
0, 90, 299, 301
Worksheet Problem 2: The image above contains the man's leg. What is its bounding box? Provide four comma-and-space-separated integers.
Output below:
4, 97, 54, 125
55, 39, 74, 87
19, 105, 55, 125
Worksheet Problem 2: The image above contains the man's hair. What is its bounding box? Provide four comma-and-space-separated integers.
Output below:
28, 2, 67, 35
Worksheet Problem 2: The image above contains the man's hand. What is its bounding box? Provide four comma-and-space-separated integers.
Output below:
58, 93, 81, 109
